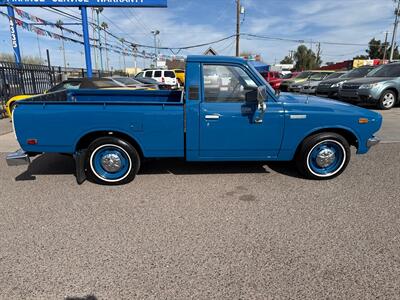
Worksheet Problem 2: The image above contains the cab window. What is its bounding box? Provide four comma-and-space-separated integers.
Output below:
203, 64, 258, 103
154, 71, 162, 78
145, 71, 153, 78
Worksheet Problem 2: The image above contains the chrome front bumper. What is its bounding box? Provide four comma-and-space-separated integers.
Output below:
367, 137, 380, 148
6, 149, 30, 166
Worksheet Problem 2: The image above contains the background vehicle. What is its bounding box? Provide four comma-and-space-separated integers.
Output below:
338, 63, 400, 110
281, 72, 299, 79
287, 71, 333, 92
134, 77, 171, 90
172, 69, 185, 86
316, 66, 375, 99
5, 78, 84, 118
136, 69, 178, 88
8, 55, 381, 185
280, 71, 313, 92
260, 71, 282, 90
105, 77, 158, 90
300, 71, 346, 95
5, 78, 150, 118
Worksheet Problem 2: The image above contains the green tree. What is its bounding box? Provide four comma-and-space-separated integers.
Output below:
353, 54, 369, 59
280, 55, 294, 64
0, 53, 43, 64
355, 38, 400, 60
293, 45, 321, 70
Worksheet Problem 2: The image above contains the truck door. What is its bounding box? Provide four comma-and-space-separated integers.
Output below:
199, 64, 284, 160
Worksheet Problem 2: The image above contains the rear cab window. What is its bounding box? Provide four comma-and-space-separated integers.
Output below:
154, 71, 162, 78
145, 71, 153, 78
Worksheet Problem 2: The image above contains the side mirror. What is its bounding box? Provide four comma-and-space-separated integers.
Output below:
257, 85, 267, 111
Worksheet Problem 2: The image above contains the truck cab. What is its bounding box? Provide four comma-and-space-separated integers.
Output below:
7, 56, 382, 185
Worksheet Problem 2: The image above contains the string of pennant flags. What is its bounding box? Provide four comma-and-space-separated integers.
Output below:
1, 7, 186, 61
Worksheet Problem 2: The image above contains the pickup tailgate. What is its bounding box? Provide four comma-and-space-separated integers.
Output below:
13, 89, 184, 158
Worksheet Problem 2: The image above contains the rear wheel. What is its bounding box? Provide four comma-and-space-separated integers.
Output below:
296, 133, 350, 180
86, 137, 140, 185
378, 90, 396, 110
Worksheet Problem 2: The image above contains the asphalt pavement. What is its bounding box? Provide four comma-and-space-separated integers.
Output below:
1, 147, 400, 298
0, 108, 399, 299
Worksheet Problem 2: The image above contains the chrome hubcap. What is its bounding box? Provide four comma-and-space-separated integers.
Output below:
316, 148, 336, 168
101, 153, 122, 173
383, 93, 395, 107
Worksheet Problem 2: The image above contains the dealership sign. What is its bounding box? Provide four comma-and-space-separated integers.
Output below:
0, 0, 167, 7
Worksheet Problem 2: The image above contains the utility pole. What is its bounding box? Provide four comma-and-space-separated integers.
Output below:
383, 31, 390, 61
236, 0, 240, 56
132, 44, 138, 75
316, 42, 321, 66
390, 0, 400, 61
94, 8, 104, 72
151, 30, 160, 66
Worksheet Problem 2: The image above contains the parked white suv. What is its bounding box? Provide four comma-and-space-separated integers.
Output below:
136, 69, 178, 88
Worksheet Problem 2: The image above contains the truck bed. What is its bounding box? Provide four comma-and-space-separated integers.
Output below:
14, 89, 185, 157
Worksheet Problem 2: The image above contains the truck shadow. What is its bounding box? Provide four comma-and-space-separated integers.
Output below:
15, 153, 302, 181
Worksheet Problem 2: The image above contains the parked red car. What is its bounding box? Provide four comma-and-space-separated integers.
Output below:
261, 71, 299, 90
261, 71, 282, 90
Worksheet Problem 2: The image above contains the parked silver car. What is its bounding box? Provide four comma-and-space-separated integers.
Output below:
299, 72, 344, 94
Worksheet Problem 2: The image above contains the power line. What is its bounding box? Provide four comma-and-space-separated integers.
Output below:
241, 33, 380, 47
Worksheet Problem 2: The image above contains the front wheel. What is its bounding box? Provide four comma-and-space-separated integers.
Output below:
296, 133, 350, 180
86, 137, 140, 185
378, 90, 396, 110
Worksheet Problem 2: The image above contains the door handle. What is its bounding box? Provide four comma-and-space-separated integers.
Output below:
205, 114, 221, 120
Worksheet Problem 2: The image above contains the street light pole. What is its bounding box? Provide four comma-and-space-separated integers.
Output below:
390, 0, 400, 61
151, 30, 160, 66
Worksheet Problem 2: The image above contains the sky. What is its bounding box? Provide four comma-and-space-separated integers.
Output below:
0, 0, 397, 70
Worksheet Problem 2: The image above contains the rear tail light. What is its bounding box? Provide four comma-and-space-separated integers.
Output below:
27, 139, 38, 145
161, 77, 165, 83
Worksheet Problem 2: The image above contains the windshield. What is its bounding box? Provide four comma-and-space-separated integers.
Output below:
113, 77, 141, 85
325, 72, 346, 80
308, 73, 329, 81
346, 67, 374, 78
296, 71, 313, 79
367, 64, 400, 77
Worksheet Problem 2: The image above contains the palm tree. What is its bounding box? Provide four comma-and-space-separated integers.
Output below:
56, 20, 67, 70
101, 22, 109, 71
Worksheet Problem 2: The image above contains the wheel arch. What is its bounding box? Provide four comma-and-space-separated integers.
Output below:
75, 130, 144, 158
294, 127, 359, 158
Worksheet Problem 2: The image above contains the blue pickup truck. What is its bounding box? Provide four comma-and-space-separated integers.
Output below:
7, 55, 382, 185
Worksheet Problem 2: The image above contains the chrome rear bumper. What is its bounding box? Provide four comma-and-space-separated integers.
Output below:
6, 149, 30, 166
367, 137, 380, 148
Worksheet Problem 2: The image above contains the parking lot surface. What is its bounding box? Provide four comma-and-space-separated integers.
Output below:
1, 140, 400, 298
